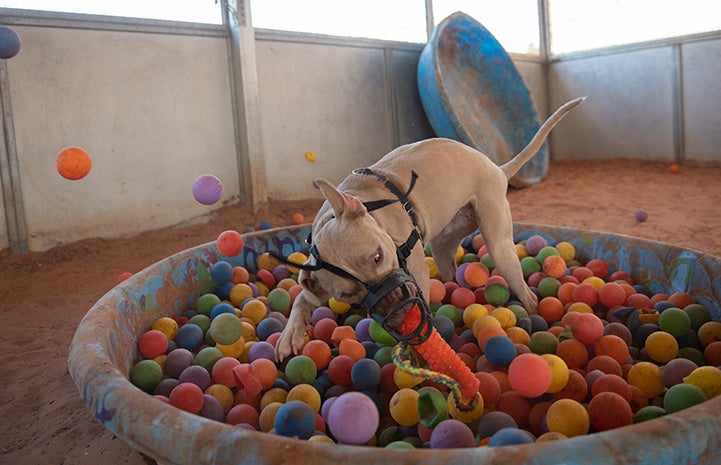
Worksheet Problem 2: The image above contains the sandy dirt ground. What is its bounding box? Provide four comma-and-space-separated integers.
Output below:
1, 158, 720, 464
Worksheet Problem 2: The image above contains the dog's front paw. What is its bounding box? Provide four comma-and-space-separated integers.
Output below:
275, 320, 308, 361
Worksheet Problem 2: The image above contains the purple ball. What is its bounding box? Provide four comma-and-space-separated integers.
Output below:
272, 265, 292, 282
663, 358, 698, 388
327, 392, 379, 445
247, 341, 276, 362
635, 209, 648, 222
192, 174, 223, 205
178, 365, 211, 391
525, 235, 548, 256
355, 318, 373, 342
311, 306, 336, 325
165, 348, 195, 378
199, 394, 225, 422
430, 419, 476, 448
455, 263, 470, 287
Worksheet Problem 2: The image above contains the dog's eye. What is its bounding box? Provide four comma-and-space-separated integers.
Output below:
373, 249, 382, 264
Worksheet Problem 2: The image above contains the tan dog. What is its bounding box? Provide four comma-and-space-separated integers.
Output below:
275, 97, 584, 360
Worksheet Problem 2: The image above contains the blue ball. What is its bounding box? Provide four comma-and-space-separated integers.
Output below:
484, 335, 516, 366
210, 261, 233, 284
432, 315, 456, 343
361, 340, 379, 359
488, 427, 534, 447
259, 220, 272, 230
0, 27, 21, 59
350, 358, 382, 390
215, 282, 234, 301
175, 323, 204, 351
210, 302, 235, 319
256, 317, 284, 341
274, 401, 316, 439
529, 314, 549, 333
516, 317, 533, 334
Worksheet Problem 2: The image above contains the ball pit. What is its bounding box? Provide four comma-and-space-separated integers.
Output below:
69, 223, 721, 465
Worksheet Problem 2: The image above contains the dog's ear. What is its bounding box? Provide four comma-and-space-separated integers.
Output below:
314, 178, 366, 219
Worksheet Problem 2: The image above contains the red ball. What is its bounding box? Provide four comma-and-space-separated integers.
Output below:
450, 287, 475, 309
598, 282, 626, 308
572, 282, 599, 307
138, 329, 168, 359
226, 403, 260, 429
116, 271, 133, 284
169, 382, 204, 414
585, 259, 609, 280
216, 230, 244, 257
571, 313, 604, 345
328, 354, 355, 386
508, 353, 552, 398
588, 391, 632, 431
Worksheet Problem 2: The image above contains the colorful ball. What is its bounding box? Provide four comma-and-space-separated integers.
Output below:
192, 174, 223, 205
56, 146, 92, 180
327, 392, 380, 445
508, 353, 552, 398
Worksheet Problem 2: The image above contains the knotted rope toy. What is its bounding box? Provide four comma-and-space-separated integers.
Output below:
391, 303, 484, 421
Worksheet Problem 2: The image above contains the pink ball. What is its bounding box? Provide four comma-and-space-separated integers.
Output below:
327, 392, 379, 445
508, 353, 552, 398
192, 174, 223, 205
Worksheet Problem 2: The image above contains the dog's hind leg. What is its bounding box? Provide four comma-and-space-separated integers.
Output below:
429, 204, 478, 282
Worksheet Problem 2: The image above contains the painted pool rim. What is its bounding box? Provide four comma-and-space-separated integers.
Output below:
68, 223, 721, 465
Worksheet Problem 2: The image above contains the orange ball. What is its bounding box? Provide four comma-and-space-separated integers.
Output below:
302, 340, 332, 370
216, 230, 245, 257
538, 296, 565, 324
542, 255, 567, 279
463, 262, 490, 288
594, 334, 630, 365
56, 146, 92, 180
291, 212, 305, 225
669, 163, 680, 173
428, 278, 446, 303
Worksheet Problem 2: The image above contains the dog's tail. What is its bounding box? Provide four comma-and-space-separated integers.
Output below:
501, 96, 586, 186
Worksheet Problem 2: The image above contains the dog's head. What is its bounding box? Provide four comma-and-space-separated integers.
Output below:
299, 177, 401, 306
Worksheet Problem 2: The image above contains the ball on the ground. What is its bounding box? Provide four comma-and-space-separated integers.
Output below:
635, 209, 648, 222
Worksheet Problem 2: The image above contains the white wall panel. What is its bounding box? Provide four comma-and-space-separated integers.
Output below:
682, 39, 721, 162
549, 48, 676, 161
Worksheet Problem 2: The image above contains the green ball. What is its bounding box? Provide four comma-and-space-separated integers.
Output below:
538, 277, 562, 298
284, 355, 318, 386
385, 440, 415, 449
369, 320, 396, 345
484, 282, 510, 306
633, 405, 666, 423
130, 359, 163, 393
658, 307, 692, 337
663, 383, 707, 414
461, 253, 480, 263
188, 314, 211, 333
209, 313, 243, 345
507, 304, 529, 321
536, 246, 561, 264
343, 313, 363, 329
196, 293, 221, 316
267, 288, 292, 314
529, 331, 559, 355
684, 304, 712, 331
520, 256, 541, 278
195, 346, 223, 372
436, 304, 462, 327
480, 253, 495, 272
377, 426, 404, 447
677, 347, 706, 366
373, 345, 394, 366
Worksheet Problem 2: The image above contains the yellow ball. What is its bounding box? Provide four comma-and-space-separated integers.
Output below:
505, 326, 530, 345
328, 297, 351, 314
698, 321, 721, 347
254, 281, 270, 297
389, 388, 419, 426
447, 392, 484, 423
276, 278, 298, 292
216, 335, 246, 358
541, 353, 570, 393
582, 276, 605, 290
627, 361, 665, 398
205, 384, 234, 413
425, 256, 441, 279
153, 355, 167, 372
491, 307, 517, 329
515, 244, 529, 260
545, 399, 589, 437
241, 321, 257, 341
229, 283, 254, 307
455, 246, 465, 264
259, 401, 283, 432
567, 302, 593, 314
152, 317, 179, 340
393, 361, 425, 389
239, 341, 255, 362
463, 303, 489, 329
260, 387, 288, 410
285, 251, 308, 274
472, 314, 501, 339
242, 299, 268, 325
287, 383, 321, 413
308, 434, 335, 444
644, 331, 679, 363
257, 252, 279, 271
556, 241, 576, 262
683, 366, 721, 398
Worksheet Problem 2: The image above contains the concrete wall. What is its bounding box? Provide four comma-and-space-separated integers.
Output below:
548, 36, 721, 162
4, 25, 238, 251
